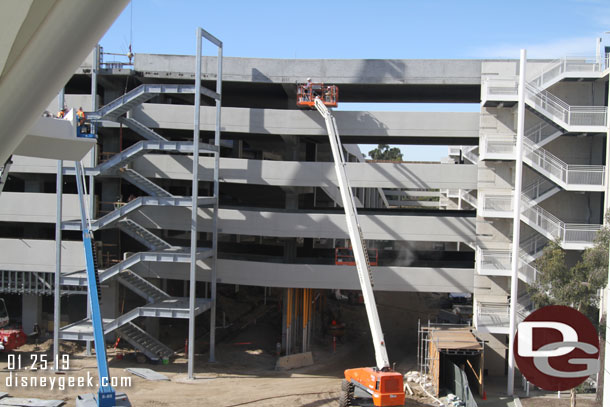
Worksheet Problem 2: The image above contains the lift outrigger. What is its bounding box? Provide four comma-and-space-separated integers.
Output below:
298, 85, 405, 406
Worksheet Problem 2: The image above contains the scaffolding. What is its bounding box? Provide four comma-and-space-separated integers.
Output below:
417, 320, 484, 398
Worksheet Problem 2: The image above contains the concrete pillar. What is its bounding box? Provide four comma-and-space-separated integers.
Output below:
22, 294, 42, 335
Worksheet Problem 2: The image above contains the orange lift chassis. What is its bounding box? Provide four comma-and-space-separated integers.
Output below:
297, 85, 405, 406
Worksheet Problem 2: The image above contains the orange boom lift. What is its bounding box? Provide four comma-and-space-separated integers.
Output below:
297, 84, 405, 406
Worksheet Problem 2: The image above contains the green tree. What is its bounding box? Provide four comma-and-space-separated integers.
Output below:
368, 144, 403, 161
531, 220, 609, 317
529, 217, 610, 405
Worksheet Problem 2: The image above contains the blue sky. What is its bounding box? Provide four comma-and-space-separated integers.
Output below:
100, 0, 610, 161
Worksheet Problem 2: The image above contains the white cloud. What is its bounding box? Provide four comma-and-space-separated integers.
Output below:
473, 36, 600, 59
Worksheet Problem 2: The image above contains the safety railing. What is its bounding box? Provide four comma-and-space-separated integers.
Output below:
481, 194, 513, 214
527, 56, 604, 90
525, 82, 607, 127
476, 300, 531, 329
520, 234, 547, 258
522, 138, 605, 187
521, 197, 601, 245
480, 135, 515, 159
462, 145, 479, 163
525, 122, 562, 146
477, 248, 539, 282
521, 178, 557, 202
460, 189, 478, 209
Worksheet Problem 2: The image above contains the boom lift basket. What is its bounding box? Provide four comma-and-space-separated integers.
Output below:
297, 83, 338, 108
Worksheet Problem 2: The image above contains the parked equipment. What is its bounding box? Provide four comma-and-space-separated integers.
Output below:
0, 299, 27, 352
306, 90, 405, 406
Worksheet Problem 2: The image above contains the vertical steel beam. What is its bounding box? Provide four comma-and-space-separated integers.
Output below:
210, 39, 222, 363
53, 160, 62, 369
188, 27, 203, 380
507, 49, 527, 396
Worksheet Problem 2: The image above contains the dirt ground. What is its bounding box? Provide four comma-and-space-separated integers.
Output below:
0, 337, 429, 407
0, 290, 439, 406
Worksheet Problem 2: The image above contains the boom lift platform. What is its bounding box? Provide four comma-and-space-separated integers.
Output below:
296, 82, 338, 108
305, 90, 405, 406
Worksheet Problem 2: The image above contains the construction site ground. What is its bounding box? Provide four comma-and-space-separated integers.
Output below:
0, 290, 596, 406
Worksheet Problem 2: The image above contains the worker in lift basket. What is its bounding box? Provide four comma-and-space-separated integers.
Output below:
302, 77, 313, 101
76, 107, 86, 126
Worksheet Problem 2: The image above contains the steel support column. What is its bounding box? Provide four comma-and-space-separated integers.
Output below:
187, 29, 203, 380
53, 159, 62, 369
507, 49, 527, 396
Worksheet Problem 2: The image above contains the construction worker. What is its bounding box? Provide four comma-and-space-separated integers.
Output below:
301, 77, 313, 101
76, 107, 86, 126
56, 108, 66, 118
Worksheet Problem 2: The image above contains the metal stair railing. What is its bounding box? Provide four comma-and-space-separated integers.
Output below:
462, 145, 478, 163
527, 56, 604, 90
118, 219, 173, 251
96, 140, 218, 175
521, 178, 559, 203
525, 122, 563, 147
119, 168, 174, 197
525, 82, 607, 128
88, 83, 200, 121
118, 117, 167, 141
115, 322, 174, 360
520, 196, 601, 245
522, 137, 605, 187
117, 269, 171, 303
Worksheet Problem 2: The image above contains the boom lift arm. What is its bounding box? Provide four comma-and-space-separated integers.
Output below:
314, 98, 404, 407
74, 162, 119, 407
314, 98, 390, 370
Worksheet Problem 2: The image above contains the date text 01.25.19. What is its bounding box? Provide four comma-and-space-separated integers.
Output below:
7, 353, 69, 371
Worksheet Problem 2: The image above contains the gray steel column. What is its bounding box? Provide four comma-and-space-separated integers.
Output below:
209, 37, 223, 364
86, 44, 99, 357
53, 160, 63, 369
188, 28, 203, 380
507, 49, 527, 396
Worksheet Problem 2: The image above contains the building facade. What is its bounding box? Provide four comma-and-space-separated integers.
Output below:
0, 52, 608, 374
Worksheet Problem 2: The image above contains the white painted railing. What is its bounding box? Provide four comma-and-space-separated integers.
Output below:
481, 135, 515, 157
521, 234, 547, 258
523, 138, 605, 187
527, 56, 604, 90
525, 82, 607, 127
477, 299, 532, 329
462, 145, 478, 163
478, 248, 538, 282
525, 122, 561, 146
460, 189, 478, 208
482, 194, 513, 213
521, 197, 601, 244
521, 178, 557, 202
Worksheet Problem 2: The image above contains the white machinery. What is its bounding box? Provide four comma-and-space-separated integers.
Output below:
313, 97, 404, 407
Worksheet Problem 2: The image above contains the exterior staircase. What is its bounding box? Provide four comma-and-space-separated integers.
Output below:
117, 269, 171, 303
119, 168, 174, 197
88, 83, 200, 121
118, 117, 168, 141
118, 219, 173, 251
115, 322, 174, 360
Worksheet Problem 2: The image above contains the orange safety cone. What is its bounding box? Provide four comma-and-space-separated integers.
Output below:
482, 390, 487, 400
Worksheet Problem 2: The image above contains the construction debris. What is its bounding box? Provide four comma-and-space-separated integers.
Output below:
275, 351, 314, 370
0, 397, 63, 407
125, 367, 169, 381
